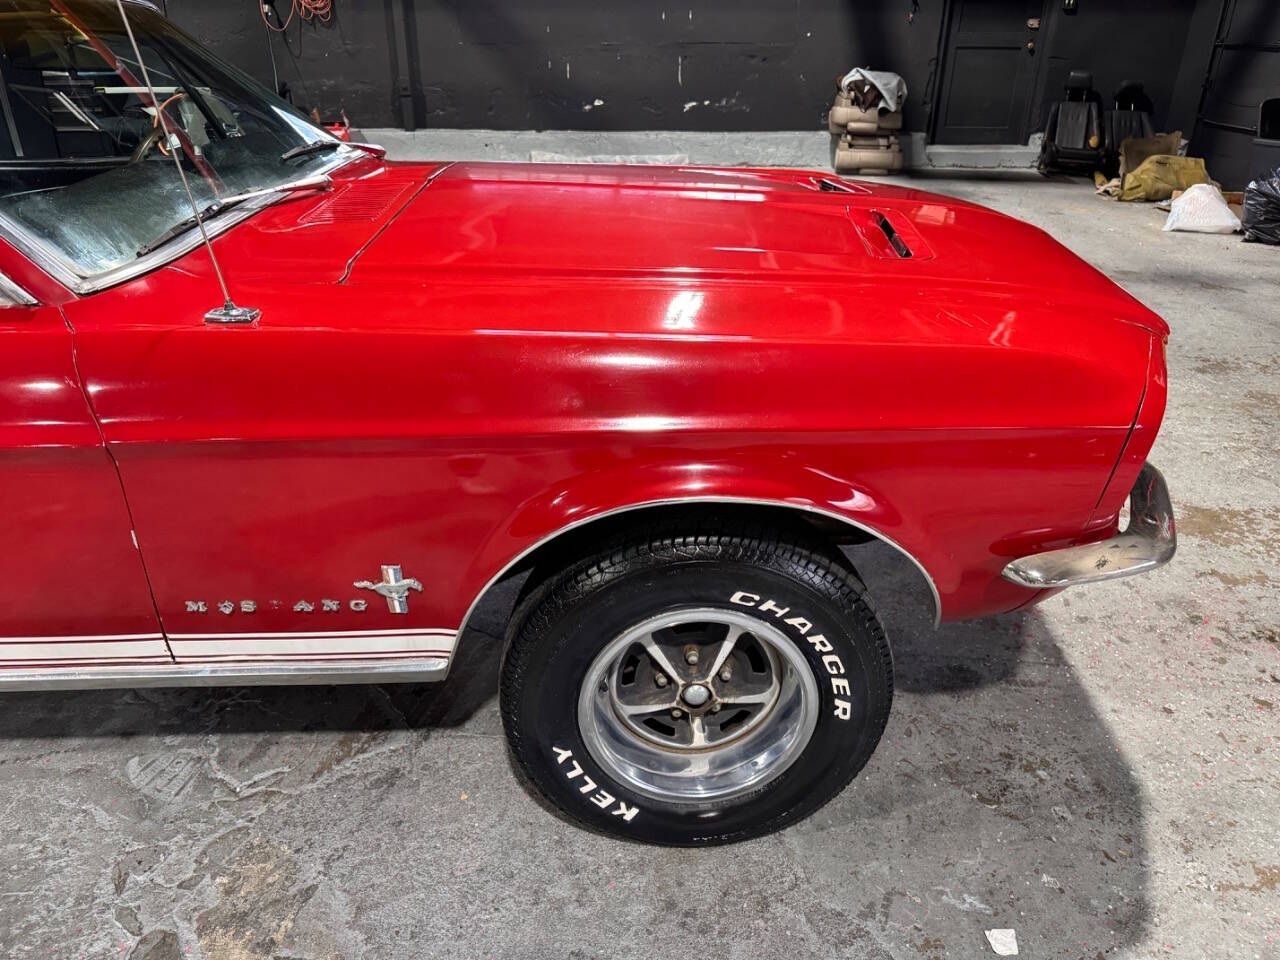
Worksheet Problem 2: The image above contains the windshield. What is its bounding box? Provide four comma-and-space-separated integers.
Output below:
0, 0, 348, 283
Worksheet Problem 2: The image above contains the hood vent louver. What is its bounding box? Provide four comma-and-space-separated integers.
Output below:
873, 211, 912, 258
812, 176, 870, 194
848, 207, 934, 261
297, 181, 414, 225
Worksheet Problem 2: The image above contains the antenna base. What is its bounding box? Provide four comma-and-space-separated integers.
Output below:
205, 302, 261, 325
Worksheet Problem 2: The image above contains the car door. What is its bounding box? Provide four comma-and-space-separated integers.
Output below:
0, 273, 166, 669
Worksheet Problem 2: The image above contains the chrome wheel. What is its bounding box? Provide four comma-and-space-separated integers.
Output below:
577, 608, 820, 803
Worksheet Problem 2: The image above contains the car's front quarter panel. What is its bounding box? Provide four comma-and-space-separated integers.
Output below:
61, 212, 1156, 653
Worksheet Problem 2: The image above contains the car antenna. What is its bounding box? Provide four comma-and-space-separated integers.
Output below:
113, 0, 259, 325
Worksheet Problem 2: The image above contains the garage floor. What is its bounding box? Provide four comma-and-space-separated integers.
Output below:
3, 173, 1277, 960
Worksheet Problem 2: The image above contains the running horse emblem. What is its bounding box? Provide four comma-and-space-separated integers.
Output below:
353, 565, 424, 614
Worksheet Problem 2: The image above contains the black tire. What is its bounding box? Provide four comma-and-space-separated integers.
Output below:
499, 520, 893, 845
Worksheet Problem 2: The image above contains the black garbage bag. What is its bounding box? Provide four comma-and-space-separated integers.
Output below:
1242, 169, 1280, 244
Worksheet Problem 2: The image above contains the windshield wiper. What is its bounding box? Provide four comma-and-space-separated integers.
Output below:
281, 140, 344, 162
137, 199, 227, 257
136, 174, 333, 257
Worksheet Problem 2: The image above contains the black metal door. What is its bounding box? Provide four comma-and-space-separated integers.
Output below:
932, 0, 1050, 145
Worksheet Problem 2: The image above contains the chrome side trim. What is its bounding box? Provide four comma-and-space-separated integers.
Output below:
166, 628, 455, 639
455, 496, 945, 636
0, 270, 37, 305
0, 656, 449, 691
167, 628, 456, 660
1002, 462, 1176, 589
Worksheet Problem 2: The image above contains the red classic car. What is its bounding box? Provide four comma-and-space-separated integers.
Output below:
0, 0, 1174, 844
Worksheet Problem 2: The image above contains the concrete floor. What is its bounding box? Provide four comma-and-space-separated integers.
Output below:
3, 171, 1277, 960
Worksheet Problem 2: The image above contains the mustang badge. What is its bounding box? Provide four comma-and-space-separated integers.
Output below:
353, 564, 423, 614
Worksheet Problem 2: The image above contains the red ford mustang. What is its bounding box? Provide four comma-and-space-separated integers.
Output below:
0, 0, 1174, 844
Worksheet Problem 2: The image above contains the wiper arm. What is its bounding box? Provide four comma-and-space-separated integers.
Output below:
281, 140, 344, 162
212, 173, 333, 207
136, 174, 333, 257
137, 199, 226, 257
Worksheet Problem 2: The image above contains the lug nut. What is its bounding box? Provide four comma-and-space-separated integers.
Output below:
684, 645, 699, 666
711, 703, 721, 713
655, 673, 668, 687
671, 708, 683, 719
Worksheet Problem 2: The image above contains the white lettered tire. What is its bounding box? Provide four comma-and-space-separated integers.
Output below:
499, 520, 893, 845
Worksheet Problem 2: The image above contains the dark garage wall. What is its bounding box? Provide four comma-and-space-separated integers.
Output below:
166, 1, 1237, 142
166, 1, 948, 132
1186, 0, 1280, 188
1031, 0, 1198, 135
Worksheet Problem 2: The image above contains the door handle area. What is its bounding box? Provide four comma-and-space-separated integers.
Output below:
1026, 39, 1036, 53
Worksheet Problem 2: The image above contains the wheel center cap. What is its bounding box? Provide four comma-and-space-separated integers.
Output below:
681, 683, 711, 707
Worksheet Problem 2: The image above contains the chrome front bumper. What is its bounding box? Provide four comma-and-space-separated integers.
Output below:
1001, 463, 1176, 589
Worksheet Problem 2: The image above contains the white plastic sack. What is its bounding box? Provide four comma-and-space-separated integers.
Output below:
1162, 183, 1241, 234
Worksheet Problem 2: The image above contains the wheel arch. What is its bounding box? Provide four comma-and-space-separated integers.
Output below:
457, 497, 943, 646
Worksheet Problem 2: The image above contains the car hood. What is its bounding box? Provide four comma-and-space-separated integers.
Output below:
205, 159, 1165, 337
334, 161, 1165, 335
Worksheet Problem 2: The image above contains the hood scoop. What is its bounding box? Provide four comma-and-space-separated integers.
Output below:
815, 177, 861, 194
848, 207, 934, 261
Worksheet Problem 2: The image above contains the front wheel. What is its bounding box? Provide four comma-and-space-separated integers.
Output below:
499, 522, 893, 845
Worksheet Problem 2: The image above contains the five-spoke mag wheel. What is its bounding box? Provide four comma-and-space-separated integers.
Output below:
578, 609, 819, 802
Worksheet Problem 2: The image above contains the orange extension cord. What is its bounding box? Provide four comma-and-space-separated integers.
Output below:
153, 90, 186, 156
260, 0, 333, 32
